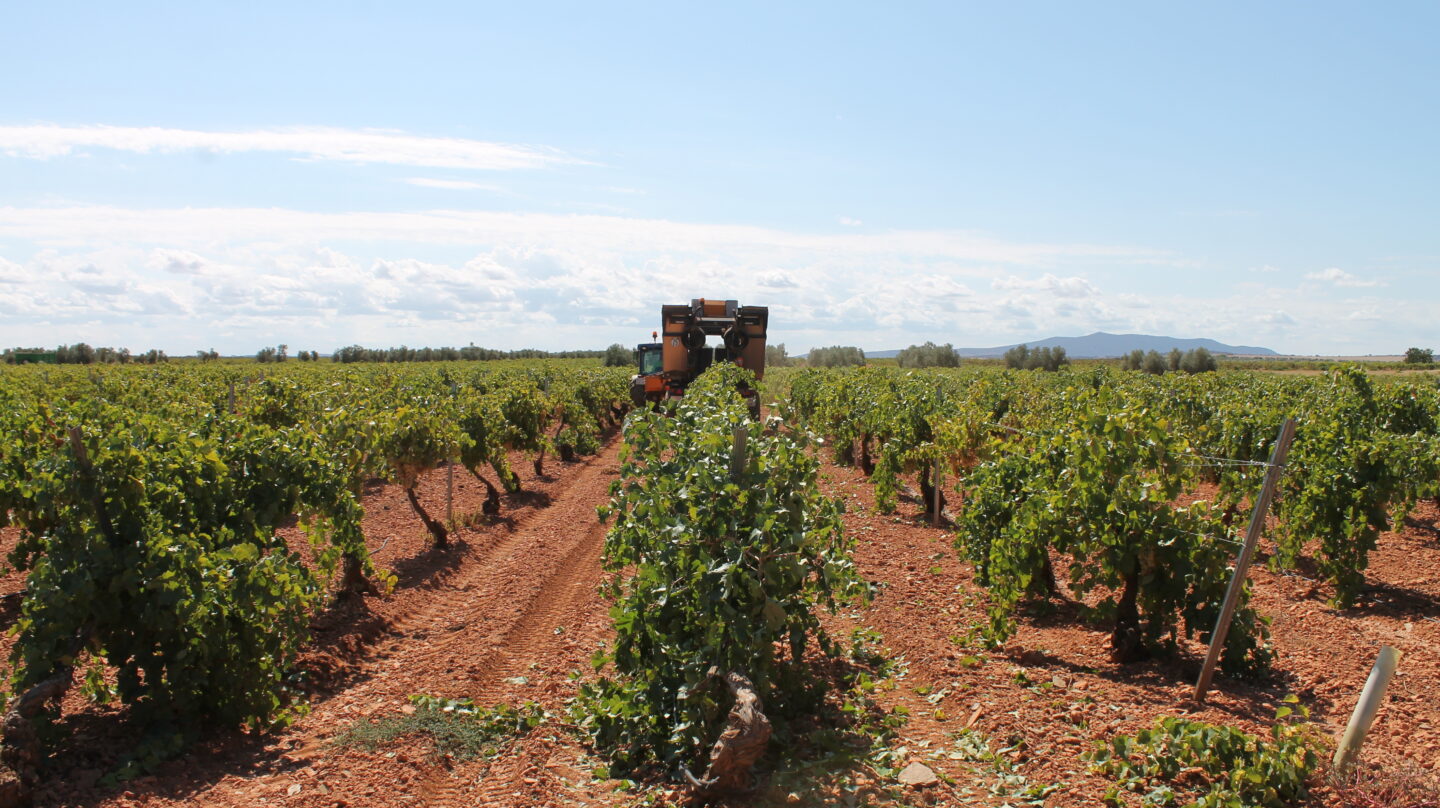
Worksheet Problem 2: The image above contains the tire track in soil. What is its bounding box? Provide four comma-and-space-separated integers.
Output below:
350, 438, 617, 808
335, 439, 616, 698
463, 518, 607, 808
412, 496, 609, 808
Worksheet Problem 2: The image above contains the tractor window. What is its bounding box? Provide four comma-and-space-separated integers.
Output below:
639, 349, 663, 375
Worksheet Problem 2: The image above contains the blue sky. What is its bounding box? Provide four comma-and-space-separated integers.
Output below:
1, 1, 1435, 355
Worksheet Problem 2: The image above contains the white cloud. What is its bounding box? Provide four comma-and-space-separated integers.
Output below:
838, 216, 863, 227
1304, 267, 1381, 288
757, 271, 800, 289
991, 273, 1098, 298
147, 248, 207, 274
404, 177, 508, 191
0, 124, 581, 171
0, 205, 1163, 266
0, 256, 24, 284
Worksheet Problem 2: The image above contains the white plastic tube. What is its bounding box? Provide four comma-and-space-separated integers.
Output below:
1332, 645, 1401, 778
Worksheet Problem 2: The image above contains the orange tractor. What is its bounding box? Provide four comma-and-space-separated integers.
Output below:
630, 299, 769, 418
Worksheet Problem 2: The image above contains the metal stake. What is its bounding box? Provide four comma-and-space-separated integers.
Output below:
1194, 417, 1296, 700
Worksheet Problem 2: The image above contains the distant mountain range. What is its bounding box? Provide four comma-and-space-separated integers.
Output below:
867, 332, 1279, 359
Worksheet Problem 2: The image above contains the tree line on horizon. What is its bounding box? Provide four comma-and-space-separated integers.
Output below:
1119, 346, 1218, 375
326, 344, 608, 363
2, 344, 169, 365
1003, 344, 1070, 372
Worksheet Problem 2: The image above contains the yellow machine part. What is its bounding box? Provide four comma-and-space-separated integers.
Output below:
661, 304, 690, 373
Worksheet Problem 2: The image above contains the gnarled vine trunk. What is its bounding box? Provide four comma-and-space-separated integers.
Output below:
1029, 553, 1058, 598
338, 551, 378, 598
1110, 562, 1147, 663
403, 486, 448, 547
918, 463, 946, 520
700, 671, 771, 793
467, 467, 502, 515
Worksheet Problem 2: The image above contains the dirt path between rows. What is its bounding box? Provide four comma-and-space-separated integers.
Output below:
53, 435, 621, 808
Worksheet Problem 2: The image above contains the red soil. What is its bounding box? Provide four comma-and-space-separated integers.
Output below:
811, 460, 1440, 806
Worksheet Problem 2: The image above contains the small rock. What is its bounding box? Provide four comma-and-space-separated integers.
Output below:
898, 762, 938, 787
288, 783, 302, 796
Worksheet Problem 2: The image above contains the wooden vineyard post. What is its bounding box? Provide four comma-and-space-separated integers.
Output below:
446, 381, 457, 528
730, 424, 747, 483
446, 462, 454, 528
931, 385, 944, 528
931, 455, 942, 528
1332, 645, 1401, 778
1194, 417, 1296, 700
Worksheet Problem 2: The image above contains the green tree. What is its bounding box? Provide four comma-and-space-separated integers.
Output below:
807, 346, 866, 367
602, 343, 632, 367
765, 342, 790, 368
1004, 344, 1030, 369
1180, 347, 1218, 374
897, 341, 961, 368
1404, 347, 1434, 364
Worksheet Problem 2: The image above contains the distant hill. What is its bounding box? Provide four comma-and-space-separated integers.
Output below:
867, 332, 1278, 359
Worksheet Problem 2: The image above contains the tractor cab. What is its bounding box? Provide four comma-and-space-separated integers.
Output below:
636, 342, 663, 376
629, 335, 665, 407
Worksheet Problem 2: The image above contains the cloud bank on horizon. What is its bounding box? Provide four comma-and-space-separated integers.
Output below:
0, 185, 1414, 356
1, 3, 1435, 356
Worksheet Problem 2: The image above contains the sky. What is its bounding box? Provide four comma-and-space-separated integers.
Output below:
1, 1, 1436, 356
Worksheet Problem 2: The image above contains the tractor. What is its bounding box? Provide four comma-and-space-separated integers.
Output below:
630, 299, 768, 418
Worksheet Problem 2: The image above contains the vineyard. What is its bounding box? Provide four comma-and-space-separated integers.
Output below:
0, 361, 1437, 806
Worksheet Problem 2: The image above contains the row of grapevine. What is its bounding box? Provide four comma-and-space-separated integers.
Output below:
777, 365, 1440, 669
579, 364, 868, 786
0, 360, 631, 787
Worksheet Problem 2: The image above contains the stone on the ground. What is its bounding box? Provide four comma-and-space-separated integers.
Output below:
897, 762, 938, 787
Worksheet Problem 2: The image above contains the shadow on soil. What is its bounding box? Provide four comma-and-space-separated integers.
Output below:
34, 705, 321, 808
1013, 595, 1308, 726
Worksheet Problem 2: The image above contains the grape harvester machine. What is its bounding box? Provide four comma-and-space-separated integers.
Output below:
630, 299, 768, 418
